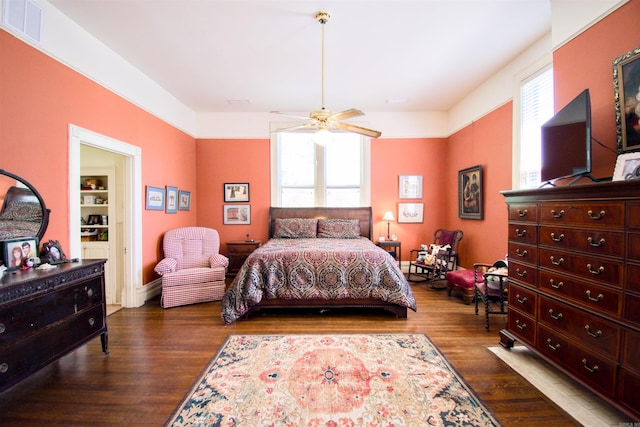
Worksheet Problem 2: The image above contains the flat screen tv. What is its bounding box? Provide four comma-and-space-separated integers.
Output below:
540, 88, 594, 186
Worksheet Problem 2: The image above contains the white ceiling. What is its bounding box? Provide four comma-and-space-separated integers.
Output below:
48, 0, 551, 116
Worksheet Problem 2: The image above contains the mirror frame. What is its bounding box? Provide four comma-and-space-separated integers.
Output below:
0, 169, 50, 242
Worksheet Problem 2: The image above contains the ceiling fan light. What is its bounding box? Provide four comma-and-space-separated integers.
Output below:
314, 128, 332, 145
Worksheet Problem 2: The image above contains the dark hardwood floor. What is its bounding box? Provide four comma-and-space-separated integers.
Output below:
0, 280, 583, 426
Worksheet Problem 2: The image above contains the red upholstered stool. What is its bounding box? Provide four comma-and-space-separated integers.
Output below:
446, 269, 481, 304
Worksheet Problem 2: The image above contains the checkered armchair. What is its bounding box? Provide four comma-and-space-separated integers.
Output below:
154, 227, 229, 308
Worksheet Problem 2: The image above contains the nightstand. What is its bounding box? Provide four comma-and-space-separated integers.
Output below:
226, 240, 262, 277
377, 240, 401, 268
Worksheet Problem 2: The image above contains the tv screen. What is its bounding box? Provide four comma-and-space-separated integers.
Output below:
540, 89, 591, 185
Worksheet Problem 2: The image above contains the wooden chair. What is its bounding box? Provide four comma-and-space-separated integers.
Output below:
408, 229, 463, 285
474, 261, 508, 331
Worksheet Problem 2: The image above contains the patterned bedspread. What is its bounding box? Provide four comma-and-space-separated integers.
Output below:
221, 237, 416, 324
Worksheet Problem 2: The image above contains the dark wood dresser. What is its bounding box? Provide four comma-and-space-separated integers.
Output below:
0, 259, 108, 392
500, 180, 640, 420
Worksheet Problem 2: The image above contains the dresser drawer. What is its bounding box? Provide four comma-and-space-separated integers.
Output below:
628, 233, 640, 262
507, 309, 536, 346
508, 260, 537, 288
537, 324, 617, 398
508, 223, 537, 245
227, 242, 262, 254
627, 264, 640, 294
538, 297, 620, 359
508, 282, 537, 317
0, 277, 104, 345
538, 226, 624, 258
619, 368, 640, 418
623, 293, 640, 328
622, 329, 640, 372
627, 201, 640, 230
540, 202, 624, 228
508, 203, 538, 223
538, 248, 622, 288
538, 270, 622, 318
508, 242, 537, 266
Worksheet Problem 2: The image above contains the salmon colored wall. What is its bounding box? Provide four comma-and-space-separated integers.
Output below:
552, 0, 639, 181
195, 139, 271, 250
445, 103, 513, 268
0, 30, 197, 284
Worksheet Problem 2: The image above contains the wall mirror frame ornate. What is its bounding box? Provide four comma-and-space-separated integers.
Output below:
0, 169, 50, 244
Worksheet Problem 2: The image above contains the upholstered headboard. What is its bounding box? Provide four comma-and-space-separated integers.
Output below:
269, 207, 373, 240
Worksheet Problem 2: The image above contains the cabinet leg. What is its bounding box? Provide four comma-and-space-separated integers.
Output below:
499, 329, 516, 349
101, 331, 109, 354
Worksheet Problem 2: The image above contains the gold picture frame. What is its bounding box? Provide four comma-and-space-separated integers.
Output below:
613, 46, 640, 153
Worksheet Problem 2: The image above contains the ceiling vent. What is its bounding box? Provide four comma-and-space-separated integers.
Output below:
2, 0, 43, 43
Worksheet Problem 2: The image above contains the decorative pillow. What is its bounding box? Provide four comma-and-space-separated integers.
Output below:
273, 218, 318, 238
0, 201, 42, 221
317, 218, 361, 238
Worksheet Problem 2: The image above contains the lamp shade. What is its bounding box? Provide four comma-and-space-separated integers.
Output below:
382, 211, 395, 221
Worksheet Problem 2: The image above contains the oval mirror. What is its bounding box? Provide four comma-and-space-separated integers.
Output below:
0, 169, 50, 243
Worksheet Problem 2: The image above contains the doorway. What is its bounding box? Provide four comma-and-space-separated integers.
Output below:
68, 124, 143, 308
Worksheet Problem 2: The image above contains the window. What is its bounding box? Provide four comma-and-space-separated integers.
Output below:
271, 131, 370, 207
517, 66, 554, 189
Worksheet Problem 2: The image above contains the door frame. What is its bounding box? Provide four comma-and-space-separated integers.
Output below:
68, 124, 143, 307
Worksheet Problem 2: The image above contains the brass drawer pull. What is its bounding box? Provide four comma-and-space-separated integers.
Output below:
550, 279, 564, 289
0, 363, 8, 374
518, 209, 528, 217
551, 209, 564, 218
550, 256, 564, 266
587, 210, 605, 220
516, 268, 527, 277
546, 338, 560, 351
587, 237, 605, 247
584, 325, 602, 338
587, 264, 604, 275
581, 358, 599, 373
515, 228, 527, 238
550, 233, 564, 242
0, 323, 5, 334
516, 249, 527, 257
515, 319, 527, 330
585, 290, 603, 302
549, 309, 563, 320
516, 294, 527, 304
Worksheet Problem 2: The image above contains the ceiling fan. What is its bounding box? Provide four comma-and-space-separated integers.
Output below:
271, 11, 382, 139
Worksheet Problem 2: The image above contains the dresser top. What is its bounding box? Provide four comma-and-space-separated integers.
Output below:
501, 180, 640, 202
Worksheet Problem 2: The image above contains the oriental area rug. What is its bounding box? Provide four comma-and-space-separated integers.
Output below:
166, 334, 501, 426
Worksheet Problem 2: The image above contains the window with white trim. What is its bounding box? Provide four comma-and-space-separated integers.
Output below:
518, 66, 554, 188
271, 131, 370, 207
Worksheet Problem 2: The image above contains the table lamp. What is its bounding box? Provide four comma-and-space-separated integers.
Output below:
382, 211, 395, 240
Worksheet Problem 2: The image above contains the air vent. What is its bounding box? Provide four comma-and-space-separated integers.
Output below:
2, 0, 42, 43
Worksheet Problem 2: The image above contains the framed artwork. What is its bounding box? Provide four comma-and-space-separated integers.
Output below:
459, 165, 483, 220
40, 240, 67, 264
165, 186, 178, 214
87, 214, 102, 225
3, 237, 38, 269
612, 151, 640, 181
224, 183, 250, 202
398, 175, 423, 199
223, 204, 251, 225
178, 190, 191, 211
613, 46, 640, 153
397, 202, 424, 223
145, 186, 164, 211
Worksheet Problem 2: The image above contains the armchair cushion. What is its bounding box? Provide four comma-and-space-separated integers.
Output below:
154, 257, 177, 275
209, 253, 229, 268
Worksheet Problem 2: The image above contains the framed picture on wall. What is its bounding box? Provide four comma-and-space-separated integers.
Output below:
398, 175, 422, 199
224, 183, 250, 202
145, 186, 165, 211
178, 190, 191, 211
458, 165, 483, 220
613, 46, 640, 153
223, 204, 250, 225
397, 203, 424, 223
165, 186, 178, 214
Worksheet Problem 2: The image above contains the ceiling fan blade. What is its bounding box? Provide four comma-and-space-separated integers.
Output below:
335, 122, 382, 138
272, 123, 316, 133
270, 111, 312, 121
329, 108, 364, 122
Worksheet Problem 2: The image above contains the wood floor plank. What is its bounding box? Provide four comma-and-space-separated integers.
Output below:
0, 280, 582, 426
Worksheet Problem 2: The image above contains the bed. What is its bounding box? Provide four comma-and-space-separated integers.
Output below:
0, 186, 44, 240
221, 207, 416, 324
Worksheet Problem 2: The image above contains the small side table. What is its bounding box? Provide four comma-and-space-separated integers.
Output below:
226, 240, 262, 278
377, 240, 401, 268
